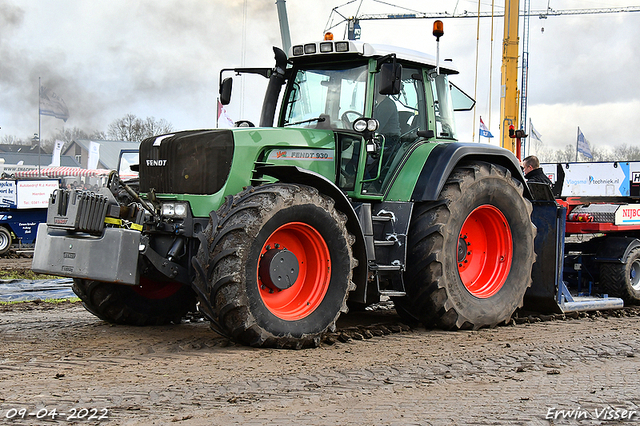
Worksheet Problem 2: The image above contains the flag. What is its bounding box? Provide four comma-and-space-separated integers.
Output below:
87, 141, 100, 169
217, 99, 234, 128
529, 119, 542, 142
49, 140, 65, 167
577, 127, 592, 159
39, 86, 70, 122
479, 117, 493, 138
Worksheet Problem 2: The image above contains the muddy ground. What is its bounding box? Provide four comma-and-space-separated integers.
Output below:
1, 256, 640, 425
0, 254, 36, 273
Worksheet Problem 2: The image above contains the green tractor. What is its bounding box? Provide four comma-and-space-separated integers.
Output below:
33, 40, 535, 348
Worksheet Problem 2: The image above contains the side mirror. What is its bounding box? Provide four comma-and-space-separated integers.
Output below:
219, 77, 233, 105
378, 63, 402, 95
417, 130, 435, 139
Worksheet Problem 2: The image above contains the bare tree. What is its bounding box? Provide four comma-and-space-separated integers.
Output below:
39, 127, 96, 153
590, 145, 614, 162
555, 144, 576, 163
529, 136, 639, 163
143, 117, 173, 137
0, 135, 26, 145
107, 114, 174, 142
51, 127, 91, 148
90, 130, 107, 140
613, 144, 640, 161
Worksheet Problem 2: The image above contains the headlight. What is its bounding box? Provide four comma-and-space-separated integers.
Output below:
335, 42, 349, 52
161, 202, 189, 218
353, 118, 379, 133
319, 42, 333, 53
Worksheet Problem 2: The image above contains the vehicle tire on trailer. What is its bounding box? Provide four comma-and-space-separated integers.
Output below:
600, 248, 640, 304
0, 227, 12, 256
72, 277, 197, 326
403, 161, 536, 330
193, 184, 356, 349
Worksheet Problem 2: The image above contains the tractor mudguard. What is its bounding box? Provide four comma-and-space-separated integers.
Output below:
255, 165, 368, 299
410, 142, 529, 202
595, 236, 640, 264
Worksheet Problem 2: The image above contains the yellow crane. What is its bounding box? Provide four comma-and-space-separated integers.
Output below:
500, 0, 523, 157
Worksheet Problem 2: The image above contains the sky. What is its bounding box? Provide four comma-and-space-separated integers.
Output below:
1, 0, 639, 154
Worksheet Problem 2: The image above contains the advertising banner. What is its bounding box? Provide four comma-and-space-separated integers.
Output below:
16, 180, 59, 209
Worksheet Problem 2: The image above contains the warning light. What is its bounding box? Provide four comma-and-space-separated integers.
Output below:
433, 20, 444, 40
509, 125, 527, 139
324, 32, 334, 41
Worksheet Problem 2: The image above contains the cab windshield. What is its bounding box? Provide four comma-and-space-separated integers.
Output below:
281, 64, 368, 131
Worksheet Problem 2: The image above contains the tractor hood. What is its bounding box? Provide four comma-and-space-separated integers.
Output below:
139, 130, 234, 195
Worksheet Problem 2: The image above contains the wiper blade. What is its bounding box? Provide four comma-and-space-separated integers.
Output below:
284, 116, 326, 127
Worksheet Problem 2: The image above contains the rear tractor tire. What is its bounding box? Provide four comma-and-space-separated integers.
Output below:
73, 277, 197, 326
193, 184, 356, 348
600, 248, 640, 305
401, 161, 536, 330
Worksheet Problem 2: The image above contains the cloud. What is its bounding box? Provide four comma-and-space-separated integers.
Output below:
0, 0, 282, 138
1, 0, 639, 154
528, 13, 640, 107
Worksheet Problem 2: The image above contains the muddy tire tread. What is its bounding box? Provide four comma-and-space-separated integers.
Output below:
193, 184, 355, 349
73, 279, 196, 326
402, 161, 536, 330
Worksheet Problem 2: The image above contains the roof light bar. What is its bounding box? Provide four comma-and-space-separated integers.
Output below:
291, 41, 356, 57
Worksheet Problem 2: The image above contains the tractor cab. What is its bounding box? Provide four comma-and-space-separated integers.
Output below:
218, 40, 474, 198
231, 40, 473, 197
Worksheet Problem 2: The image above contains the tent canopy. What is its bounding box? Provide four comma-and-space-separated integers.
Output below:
12, 167, 111, 179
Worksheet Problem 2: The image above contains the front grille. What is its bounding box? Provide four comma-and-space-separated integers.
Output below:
139, 130, 234, 195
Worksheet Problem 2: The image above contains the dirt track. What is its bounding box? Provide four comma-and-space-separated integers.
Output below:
1, 255, 640, 424
0, 254, 35, 273
1, 295, 640, 425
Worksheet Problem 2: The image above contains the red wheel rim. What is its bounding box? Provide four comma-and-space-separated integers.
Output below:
133, 277, 182, 299
457, 205, 512, 298
257, 222, 330, 320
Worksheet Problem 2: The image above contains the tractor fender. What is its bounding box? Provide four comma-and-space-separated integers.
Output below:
594, 236, 640, 264
410, 142, 530, 202
255, 165, 368, 294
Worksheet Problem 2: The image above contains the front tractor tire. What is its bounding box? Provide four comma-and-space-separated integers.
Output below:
73, 278, 197, 326
194, 184, 355, 349
400, 161, 536, 330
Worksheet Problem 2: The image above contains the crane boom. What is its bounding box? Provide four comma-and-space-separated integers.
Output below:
338, 6, 640, 24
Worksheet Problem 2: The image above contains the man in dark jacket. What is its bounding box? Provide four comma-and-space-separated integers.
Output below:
522, 155, 552, 186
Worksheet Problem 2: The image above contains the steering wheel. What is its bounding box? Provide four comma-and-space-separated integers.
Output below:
341, 110, 363, 129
